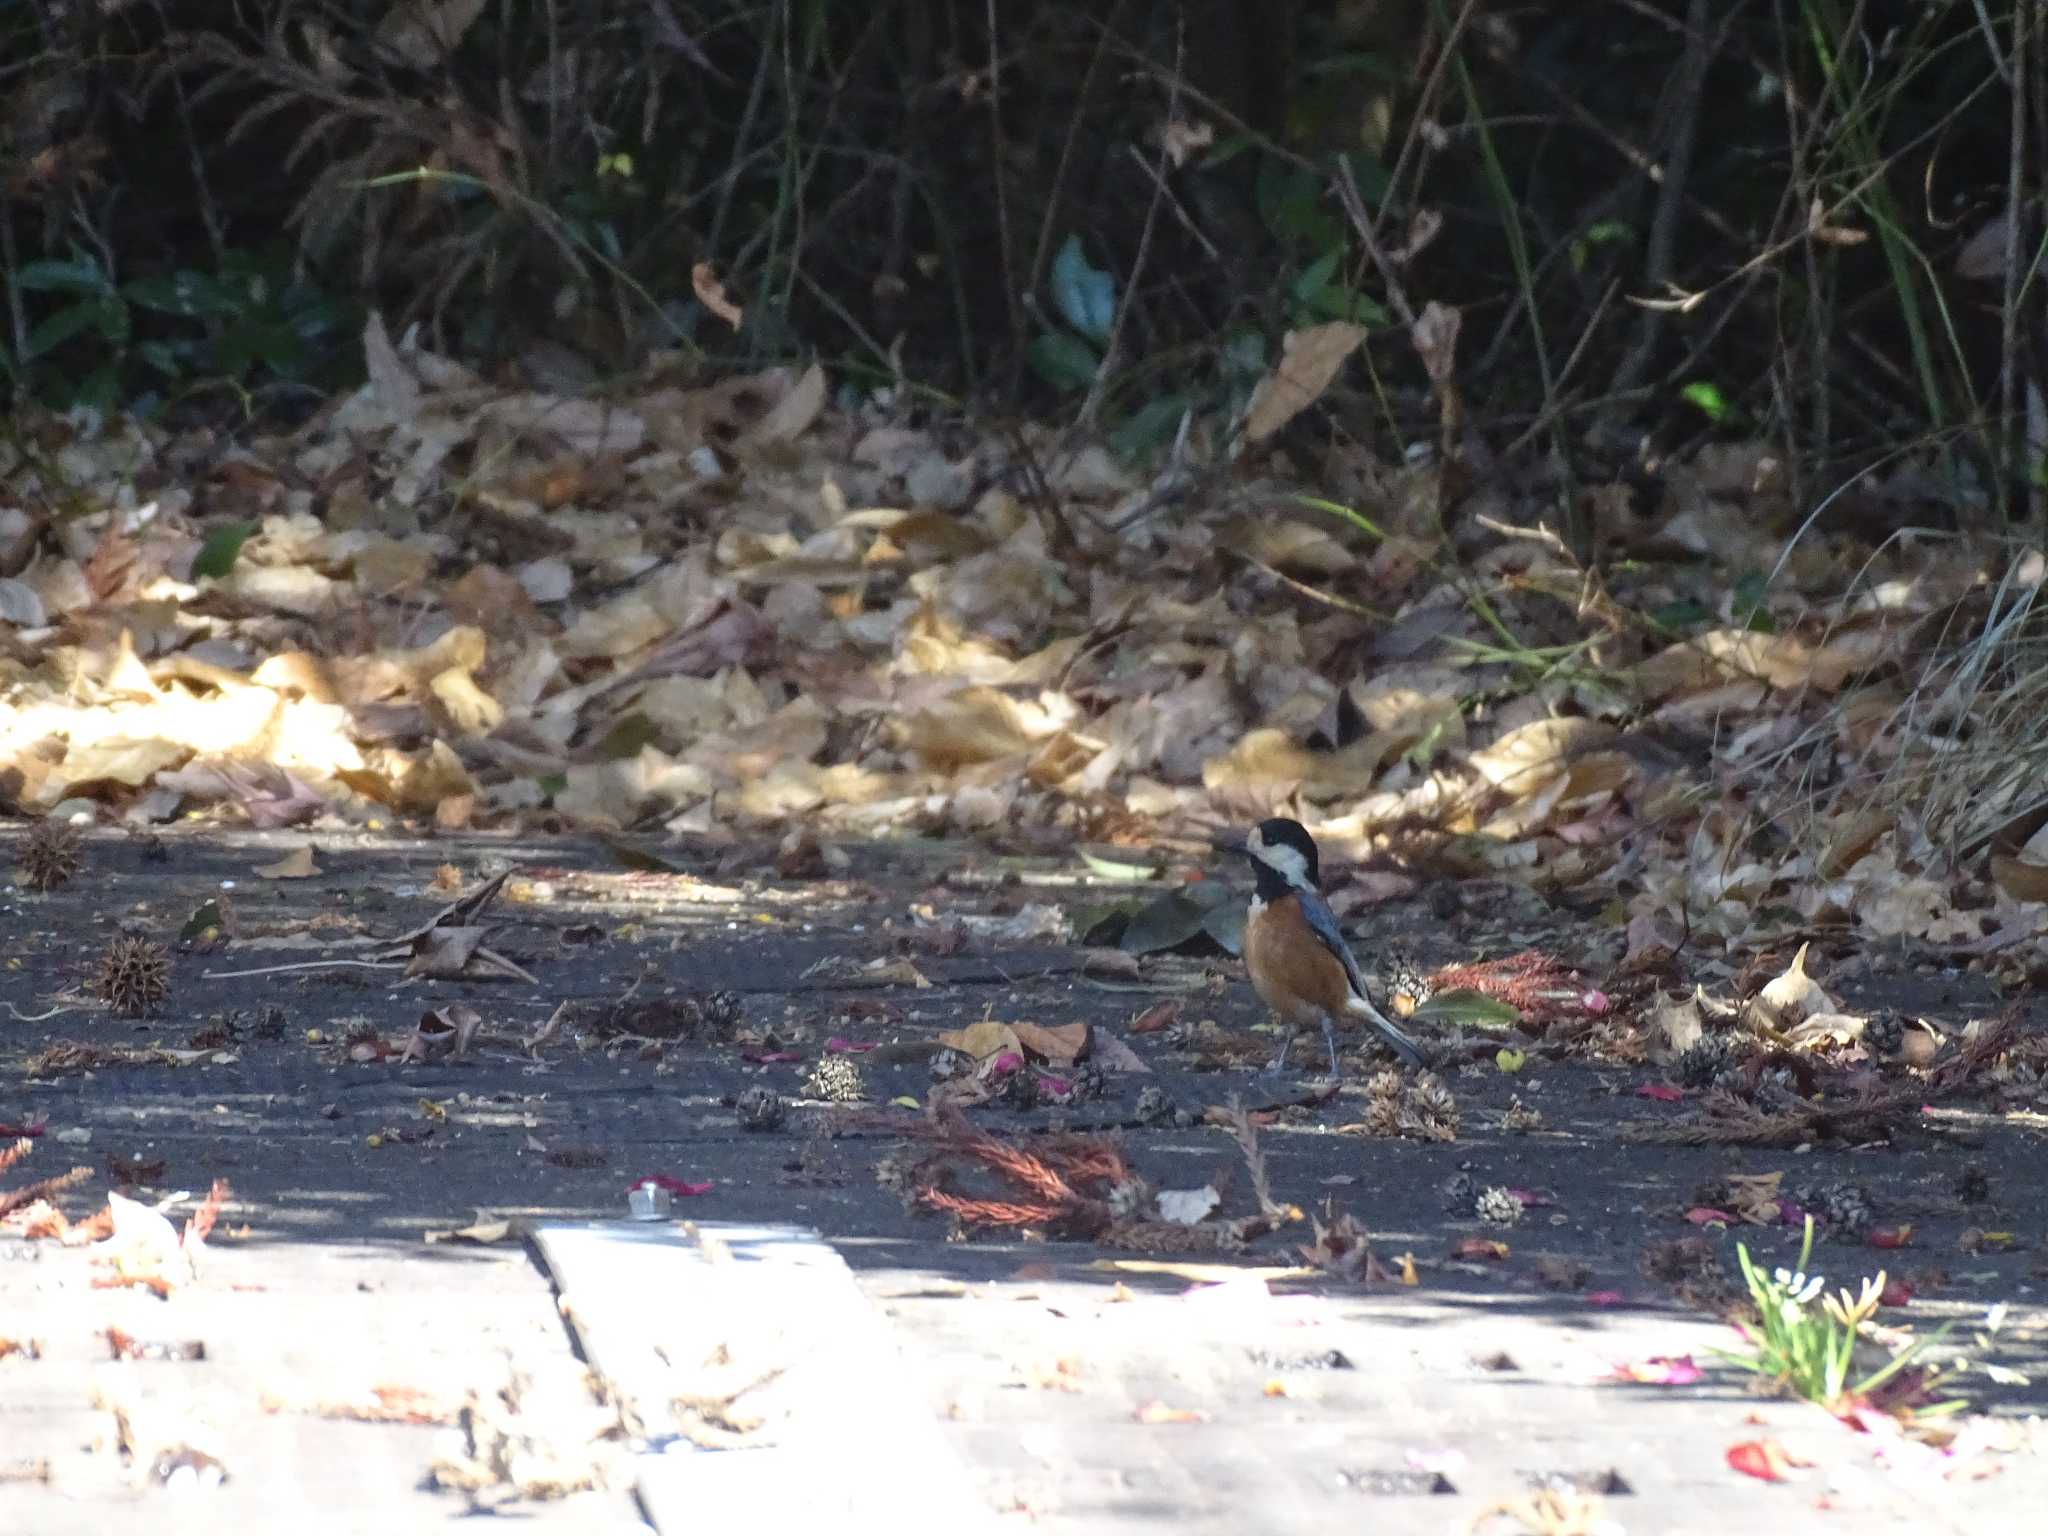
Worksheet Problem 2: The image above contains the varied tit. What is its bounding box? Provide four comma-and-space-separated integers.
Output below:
1220, 817, 1425, 1074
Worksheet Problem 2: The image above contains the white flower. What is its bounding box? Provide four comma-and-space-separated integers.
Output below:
1773, 1267, 1825, 1304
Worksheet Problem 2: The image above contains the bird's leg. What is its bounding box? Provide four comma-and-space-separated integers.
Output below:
1263, 1028, 1294, 1077
1319, 1019, 1343, 1079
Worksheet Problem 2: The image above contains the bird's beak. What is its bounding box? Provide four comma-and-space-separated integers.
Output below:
1211, 831, 1249, 857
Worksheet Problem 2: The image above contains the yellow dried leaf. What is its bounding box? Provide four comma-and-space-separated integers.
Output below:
1242, 322, 1366, 443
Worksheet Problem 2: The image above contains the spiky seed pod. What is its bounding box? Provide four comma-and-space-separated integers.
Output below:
801, 1054, 867, 1104
735, 1086, 786, 1132
1440, 1171, 1479, 1214
1133, 1085, 1176, 1126
1108, 1178, 1152, 1221
1378, 948, 1434, 1018
1409, 1073, 1459, 1133
1475, 1185, 1525, 1226
1674, 1035, 1736, 1089
94, 934, 171, 1016
701, 990, 743, 1036
1794, 1180, 1875, 1237
1364, 1069, 1405, 1104
18, 820, 83, 892
1863, 1012, 1905, 1059
1364, 1095, 1404, 1137
1500, 1095, 1544, 1133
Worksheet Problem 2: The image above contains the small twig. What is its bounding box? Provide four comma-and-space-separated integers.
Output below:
3, 1004, 72, 1023
201, 960, 403, 979
1609, 0, 1717, 406
1077, 15, 1181, 429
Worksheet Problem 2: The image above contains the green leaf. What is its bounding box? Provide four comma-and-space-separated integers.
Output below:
181, 900, 225, 944
597, 712, 660, 760
1410, 987, 1521, 1028
1026, 330, 1099, 393
24, 303, 105, 360
1679, 380, 1731, 423
1731, 570, 1775, 633
1049, 234, 1117, 343
1291, 249, 1342, 305
1649, 598, 1712, 632
74, 364, 121, 412
13, 257, 111, 295
1108, 394, 1193, 460
1118, 890, 1211, 955
136, 340, 186, 376
122, 271, 240, 317
190, 521, 259, 580
1292, 493, 1387, 541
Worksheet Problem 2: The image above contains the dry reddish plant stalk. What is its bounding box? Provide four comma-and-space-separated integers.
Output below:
0, 1139, 92, 1223
1429, 947, 1582, 1018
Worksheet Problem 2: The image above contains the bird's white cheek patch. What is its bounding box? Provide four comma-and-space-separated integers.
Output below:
1260, 846, 1309, 886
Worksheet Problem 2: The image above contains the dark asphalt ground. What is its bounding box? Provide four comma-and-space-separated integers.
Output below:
3, 824, 2045, 1531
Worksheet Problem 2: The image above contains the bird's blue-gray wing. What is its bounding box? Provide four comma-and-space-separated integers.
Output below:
1293, 887, 1372, 1002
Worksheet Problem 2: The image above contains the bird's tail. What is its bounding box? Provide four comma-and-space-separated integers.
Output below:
1343, 990, 1425, 1068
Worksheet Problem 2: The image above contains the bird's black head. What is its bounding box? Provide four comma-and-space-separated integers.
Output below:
1238, 816, 1321, 897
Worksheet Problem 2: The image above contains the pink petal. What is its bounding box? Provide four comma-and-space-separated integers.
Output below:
742, 1050, 803, 1064
1584, 1290, 1626, 1306
1635, 1082, 1685, 1102
825, 1037, 879, 1054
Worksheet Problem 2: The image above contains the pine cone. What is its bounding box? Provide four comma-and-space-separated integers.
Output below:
1475, 1186, 1525, 1226
1363, 1095, 1404, 1137
93, 934, 171, 1016
701, 989, 744, 1036
17, 820, 83, 892
1407, 1073, 1460, 1137
1863, 1012, 1905, 1059
801, 1055, 867, 1104
1674, 1035, 1736, 1089
1378, 947, 1435, 1018
1499, 1094, 1543, 1133
1364, 1069, 1405, 1104
1065, 1063, 1110, 1102
1794, 1180, 1875, 1237
1440, 1171, 1479, 1214
736, 1086, 786, 1131
1133, 1085, 1176, 1126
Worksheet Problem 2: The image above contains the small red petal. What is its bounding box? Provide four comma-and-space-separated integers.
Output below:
824, 1037, 879, 1054
1584, 1290, 1626, 1306
1878, 1278, 1914, 1306
1867, 1224, 1915, 1249
1635, 1082, 1685, 1102
1686, 1207, 1739, 1226
1726, 1440, 1788, 1482
632, 1175, 714, 1197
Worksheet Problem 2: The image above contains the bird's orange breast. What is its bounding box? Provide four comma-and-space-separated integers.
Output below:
1243, 894, 1356, 1026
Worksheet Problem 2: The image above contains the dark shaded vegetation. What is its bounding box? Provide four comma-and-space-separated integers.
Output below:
1, 1, 2041, 516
